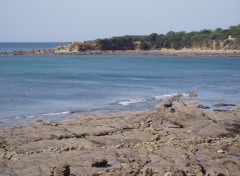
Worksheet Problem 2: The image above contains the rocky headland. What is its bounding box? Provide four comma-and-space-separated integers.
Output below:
0, 95, 239, 176
1, 24, 240, 57
0, 45, 240, 57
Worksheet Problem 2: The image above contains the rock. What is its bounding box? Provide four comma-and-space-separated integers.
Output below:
207, 171, 225, 176
164, 170, 186, 176
91, 158, 108, 167
206, 138, 212, 143
36, 119, 43, 123
93, 131, 109, 136
155, 94, 182, 109
51, 164, 70, 176
217, 149, 224, 153
189, 91, 198, 97
142, 167, 153, 176
3, 151, 16, 160
164, 172, 174, 176
197, 104, 210, 109
157, 99, 173, 108
151, 133, 161, 141
213, 103, 236, 107
213, 109, 230, 112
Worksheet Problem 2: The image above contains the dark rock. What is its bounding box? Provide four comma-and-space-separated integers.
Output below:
91, 158, 108, 167
51, 164, 70, 176
36, 119, 43, 123
164, 169, 187, 176
151, 133, 161, 141
189, 91, 198, 97
93, 131, 109, 136
213, 109, 230, 112
206, 138, 212, 143
197, 105, 210, 109
213, 103, 236, 108
155, 94, 182, 109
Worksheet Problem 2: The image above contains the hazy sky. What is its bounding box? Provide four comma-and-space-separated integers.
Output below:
1, 0, 240, 42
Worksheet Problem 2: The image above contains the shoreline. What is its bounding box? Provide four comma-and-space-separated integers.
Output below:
0, 96, 239, 175
1, 48, 240, 57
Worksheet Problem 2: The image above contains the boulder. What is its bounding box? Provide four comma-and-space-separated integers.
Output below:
189, 91, 198, 97
213, 109, 230, 112
197, 104, 210, 109
51, 164, 70, 176
155, 94, 182, 109
91, 158, 108, 167
151, 133, 161, 141
213, 103, 236, 107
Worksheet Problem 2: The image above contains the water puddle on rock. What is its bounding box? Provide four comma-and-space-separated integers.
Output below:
107, 161, 121, 169
196, 156, 204, 162
222, 119, 235, 125
227, 154, 240, 160
3, 168, 14, 176
161, 122, 169, 129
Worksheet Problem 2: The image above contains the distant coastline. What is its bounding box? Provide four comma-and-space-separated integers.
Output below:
1, 24, 240, 57
1, 48, 240, 57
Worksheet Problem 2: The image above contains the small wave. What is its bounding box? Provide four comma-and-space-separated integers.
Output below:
118, 93, 184, 106
14, 111, 70, 120
118, 98, 150, 106
70, 109, 92, 114
40, 111, 70, 116
155, 93, 178, 100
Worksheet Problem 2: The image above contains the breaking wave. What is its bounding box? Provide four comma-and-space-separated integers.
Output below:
117, 93, 186, 106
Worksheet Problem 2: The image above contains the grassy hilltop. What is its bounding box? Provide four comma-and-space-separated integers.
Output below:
57, 25, 240, 52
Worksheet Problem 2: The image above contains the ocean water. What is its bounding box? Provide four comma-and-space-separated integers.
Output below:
0, 42, 67, 51
0, 54, 240, 126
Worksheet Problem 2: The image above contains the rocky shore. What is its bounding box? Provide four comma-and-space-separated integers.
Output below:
0, 95, 239, 176
1, 48, 240, 57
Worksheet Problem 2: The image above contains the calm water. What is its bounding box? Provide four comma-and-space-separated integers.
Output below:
0, 54, 240, 126
0, 42, 67, 51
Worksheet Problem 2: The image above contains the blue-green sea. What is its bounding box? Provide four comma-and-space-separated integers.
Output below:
0, 42, 67, 51
0, 53, 240, 126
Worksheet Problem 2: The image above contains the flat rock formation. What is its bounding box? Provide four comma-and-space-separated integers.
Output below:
0, 100, 239, 175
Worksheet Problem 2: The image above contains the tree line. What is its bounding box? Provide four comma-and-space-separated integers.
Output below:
93, 25, 240, 50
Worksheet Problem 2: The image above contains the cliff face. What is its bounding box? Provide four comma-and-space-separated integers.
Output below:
190, 37, 240, 50
53, 36, 240, 53
54, 42, 100, 52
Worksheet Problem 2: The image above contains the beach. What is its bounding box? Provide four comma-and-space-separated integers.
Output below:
0, 95, 239, 175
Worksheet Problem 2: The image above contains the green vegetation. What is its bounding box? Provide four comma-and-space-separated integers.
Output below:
94, 25, 240, 50
95, 36, 134, 50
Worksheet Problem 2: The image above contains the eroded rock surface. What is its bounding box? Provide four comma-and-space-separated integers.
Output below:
0, 100, 239, 175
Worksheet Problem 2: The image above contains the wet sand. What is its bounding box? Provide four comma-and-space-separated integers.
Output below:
0, 97, 239, 175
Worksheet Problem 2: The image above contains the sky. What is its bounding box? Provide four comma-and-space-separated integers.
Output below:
0, 0, 240, 42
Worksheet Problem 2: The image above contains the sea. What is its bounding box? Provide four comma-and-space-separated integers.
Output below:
0, 42, 67, 51
0, 43, 240, 126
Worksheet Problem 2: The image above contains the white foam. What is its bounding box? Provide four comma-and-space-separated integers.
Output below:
155, 93, 178, 100
41, 111, 70, 116
118, 93, 185, 106
16, 111, 70, 120
118, 98, 149, 106
181, 93, 189, 97
25, 115, 36, 119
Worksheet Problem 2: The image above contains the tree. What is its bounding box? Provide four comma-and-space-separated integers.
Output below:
139, 41, 149, 50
